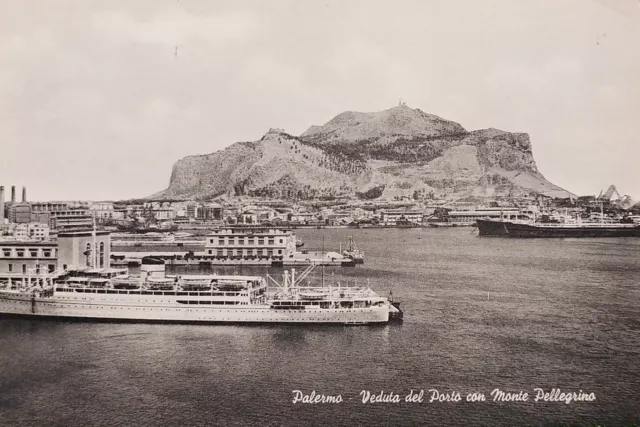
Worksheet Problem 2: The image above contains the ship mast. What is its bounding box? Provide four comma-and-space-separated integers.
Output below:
321, 235, 325, 287
600, 201, 604, 225
92, 212, 98, 269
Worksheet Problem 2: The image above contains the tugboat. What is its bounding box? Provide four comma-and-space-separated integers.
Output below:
342, 235, 364, 264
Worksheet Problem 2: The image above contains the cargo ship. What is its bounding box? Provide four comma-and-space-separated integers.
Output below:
0, 259, 402, 324
477, 218, 640, 238
476, 219, 510, 236
502, 221, 640, 238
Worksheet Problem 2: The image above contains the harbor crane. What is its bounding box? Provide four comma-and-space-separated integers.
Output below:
597, 185, 635, 209
597, 185, 621, 201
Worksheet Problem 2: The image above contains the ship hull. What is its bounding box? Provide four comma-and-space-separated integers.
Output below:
476, 219, 510, 236
0, 293, 390, 324
503, 222, 640, 238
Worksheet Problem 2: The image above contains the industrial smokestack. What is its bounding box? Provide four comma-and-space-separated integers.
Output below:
0, 186, 4, 222
11, 186, 15, 203
22, 186, 26, 203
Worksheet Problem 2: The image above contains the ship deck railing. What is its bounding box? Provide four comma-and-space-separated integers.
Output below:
526, 222, 638, 228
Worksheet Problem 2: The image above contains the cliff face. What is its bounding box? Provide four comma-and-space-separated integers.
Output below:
152, 105, 574, 201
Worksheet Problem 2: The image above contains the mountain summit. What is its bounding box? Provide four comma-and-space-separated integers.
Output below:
302, 104, 466, 143
152, 105, 574, 201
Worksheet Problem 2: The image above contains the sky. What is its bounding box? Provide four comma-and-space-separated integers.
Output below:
1, 0, 639, 201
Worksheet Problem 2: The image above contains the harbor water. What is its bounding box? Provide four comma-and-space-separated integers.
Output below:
1, 228, 638, 426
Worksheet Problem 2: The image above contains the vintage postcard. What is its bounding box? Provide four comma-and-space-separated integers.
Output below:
1, 1, 638, 426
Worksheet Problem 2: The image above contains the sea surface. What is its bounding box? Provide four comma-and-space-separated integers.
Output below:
1, 228, 639, 426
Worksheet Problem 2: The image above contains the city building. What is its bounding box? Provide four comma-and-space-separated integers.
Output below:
239, 210, 258, 224
7, 203, 32, 223
57, 230, 111, 269
204, 227, 296, 259
0, 241, 58, 278
88, 202, 123, 221
153, 208, 175, 221
290, 212, 317, 223
199, 203, 223, 221
13, 223, 50, 240
0, 230, 111, 281
186, 203, 198, 219
443, 208, 522, 225
50, 210, 94, 231
380, 210, 424, 226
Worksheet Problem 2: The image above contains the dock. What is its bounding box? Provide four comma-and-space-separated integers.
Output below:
110, 250, 355, 268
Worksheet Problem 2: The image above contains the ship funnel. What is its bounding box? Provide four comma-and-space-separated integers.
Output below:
140, 256, 166, 280
22, 186, 27, 203
11, 186, 16, 203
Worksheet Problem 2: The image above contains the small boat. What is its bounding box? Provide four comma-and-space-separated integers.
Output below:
147, 277, 175, 290
112, 277, 141, 289
342, 236, 364, 264
299, 290, 329, 300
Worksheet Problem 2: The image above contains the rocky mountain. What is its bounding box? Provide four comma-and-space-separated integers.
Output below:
152, 105, 574, 201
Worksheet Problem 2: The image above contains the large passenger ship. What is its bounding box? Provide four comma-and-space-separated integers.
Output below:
0, 258, 402, 324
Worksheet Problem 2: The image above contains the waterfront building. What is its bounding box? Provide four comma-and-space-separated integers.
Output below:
443, 208, 522, 225
0, 241, 58, 278
327, 213, 353, 225
205, 227, 296, 259
0, 230, 111, 280
380, 210, 424, 226
57, 230, 111, 269
290, 212, 317, 223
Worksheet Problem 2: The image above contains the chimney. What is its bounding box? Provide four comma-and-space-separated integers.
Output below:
22, 186, 27, 203
0, 186, 4, 222
11, 186, 16, 203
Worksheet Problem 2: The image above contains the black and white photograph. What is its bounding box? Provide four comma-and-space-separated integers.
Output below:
1, 1, 639, 426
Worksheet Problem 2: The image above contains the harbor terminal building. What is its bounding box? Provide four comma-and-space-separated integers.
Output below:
0, 231, 112, 282
204, 227, 296, 260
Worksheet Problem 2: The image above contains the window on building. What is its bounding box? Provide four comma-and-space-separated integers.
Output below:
48, 264, 55, 273
2, 249, 11, 257
248, 237, 255, 245
268, 239, 275, 245
30, 250, 38, 257
22, 265, 26, 273
16, 250, 24, 257
8, 264, 12, 272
